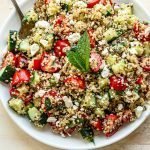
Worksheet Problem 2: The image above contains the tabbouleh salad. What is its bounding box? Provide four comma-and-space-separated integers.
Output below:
0, 0, 150, 142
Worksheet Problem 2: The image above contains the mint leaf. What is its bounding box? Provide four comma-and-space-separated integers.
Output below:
67, 32, 90, 72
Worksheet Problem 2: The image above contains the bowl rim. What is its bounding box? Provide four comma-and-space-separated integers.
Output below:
0, 0, 150, 149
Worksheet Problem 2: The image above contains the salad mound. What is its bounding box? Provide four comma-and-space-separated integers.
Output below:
0, 0, 150, 142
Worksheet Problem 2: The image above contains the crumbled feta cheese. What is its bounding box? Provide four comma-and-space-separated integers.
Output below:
128, 48, 137, 55
101, 48, 109, 56
40, 39, 49, 47
35, 90, 46, 98
74, 1, 87, 8
125, 90, 132, 96
30, 43, 40, 56
145, 27, 150, 37
68, 33, 81, 44
53, 73, 60, 82
122, 52, 127, 58
101, 67, 110, 78
69, 20, 75, 25
55, 0, 61, 4
47, 117, 57, 123
35, 20, 50, 28
135, 106, 144, 118
118, 104, 124, 110
99, 40, 107, 45
63, 96, 73, 108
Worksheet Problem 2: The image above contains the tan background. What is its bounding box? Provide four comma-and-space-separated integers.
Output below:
0, 0, 150, 150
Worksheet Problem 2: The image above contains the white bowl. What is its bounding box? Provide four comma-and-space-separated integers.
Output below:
0, 0, 150, 149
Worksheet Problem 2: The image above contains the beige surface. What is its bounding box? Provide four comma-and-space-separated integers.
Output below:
0, 0, 150, 150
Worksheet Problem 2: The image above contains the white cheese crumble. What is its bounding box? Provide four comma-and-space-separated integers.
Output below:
30, 43, 40, 56
135, 106, 144, 118
73, 1, 87, 8
101, 48, 109, 56
35, 20, 50, 28
40, 39, 49, 47
35, 90, 46, 98
118, 104, 124, 110
128, 48, 137, 55
101, 67, 110, 78
63, 96, 73, 108
145, 27, 150, 37
53, 73, 61, 82
68, 33, 81, 44
47, 117, 57, 123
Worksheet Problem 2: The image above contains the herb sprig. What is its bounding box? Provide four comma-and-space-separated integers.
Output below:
67, 31, 90, 72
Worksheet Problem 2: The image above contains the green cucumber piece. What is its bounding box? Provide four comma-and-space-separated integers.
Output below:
8, 30, 18, 51
0, 65, 15, 83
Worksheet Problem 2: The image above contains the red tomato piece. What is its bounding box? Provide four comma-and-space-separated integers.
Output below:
54, 40, 70, 57
136, 76, 143, 84
103, 114, 120, 137
90, 52, 102, 72
88, 29, 96, 48
33, 58, 42, 70
54, 15, 65, 27
64, 76, 86, 90
92, 120, 102, 131
41, 53, 61, 73
141, 57, 150, 72
15, 54, 28, 68
2, 52, 16, 68
10, 88, 19, 97
110, 75, 127, 91
12, 69, 30, 86
122, 110, 133, 123
87, 0, 100, 8
44, 0, 51, 4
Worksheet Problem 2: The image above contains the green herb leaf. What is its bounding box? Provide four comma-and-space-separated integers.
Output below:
67, 31, 90, 72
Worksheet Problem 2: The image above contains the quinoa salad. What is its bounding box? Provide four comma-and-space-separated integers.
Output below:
0, 0, 150, 142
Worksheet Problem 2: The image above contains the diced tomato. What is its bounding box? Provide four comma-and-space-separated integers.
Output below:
136, 76, 143, 84
122, 110, 133, 123
41, 90, 58, 112
33, 58, 42, 70
12, 69, 30, 86
88, 29, 96, 48
87, 0, 100, 8
24, 94, 33, 105
54, 40, 70, 57
15, 54, 28, 68
103, 114, 120, 137
64, 76, 86, 90
133, 22, 150, 42
44, 0, 51, 4
92, 120, 102, 131
41, 52, 61, 73
2, 52, 16, 68
54, 15, 65, 27
141, 57, 150, 72
90, 52, 102, 72
10, 88, 19, 97
110, 75, 127, 91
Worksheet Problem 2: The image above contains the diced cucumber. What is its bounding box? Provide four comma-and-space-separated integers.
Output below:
112, 60, 126, 75
94, 108, 105, 118
30, 71, 40, 86
23, 10, 38, 23
97, 93, 109, 109
19, 39, 30, 52
28, 107, 41, 121
8, 98, 26, 115
98, 78, 109, 89
83, 92, 96, 108
8, 30, 18, 51
104, 28, 120, 42
0, 65, 15, 83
